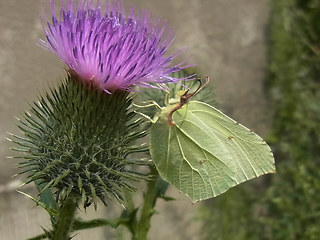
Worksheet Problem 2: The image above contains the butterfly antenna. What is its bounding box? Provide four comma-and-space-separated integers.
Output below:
192, 76, 210, 96
182, 89, 190, 96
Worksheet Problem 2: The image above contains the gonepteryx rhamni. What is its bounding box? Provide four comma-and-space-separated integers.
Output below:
149, 78, 275, 202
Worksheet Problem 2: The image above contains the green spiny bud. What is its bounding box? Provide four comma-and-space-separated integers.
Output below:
12, 75, 147, 207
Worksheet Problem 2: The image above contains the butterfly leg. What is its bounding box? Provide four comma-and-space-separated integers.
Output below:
133, 100, 161, 110
134, 111, 159, 123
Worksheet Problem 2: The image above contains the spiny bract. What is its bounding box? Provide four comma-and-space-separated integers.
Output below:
12, 75, 147, 207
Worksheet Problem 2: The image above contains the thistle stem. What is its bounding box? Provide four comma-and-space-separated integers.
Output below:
133, 166, 159, 240
52, 196, 78, 240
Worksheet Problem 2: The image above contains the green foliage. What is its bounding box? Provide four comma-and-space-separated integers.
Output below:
11, 75, 147, 207
262, 0, 320, 239
200, 0, 320, 239
150, 100, 275, 202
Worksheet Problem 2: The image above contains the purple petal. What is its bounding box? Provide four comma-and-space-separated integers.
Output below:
40, 0, 193, 93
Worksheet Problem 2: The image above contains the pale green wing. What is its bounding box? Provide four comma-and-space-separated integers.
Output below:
175, 101, 275, 184
150, 101, 275, 202
150, 115, 237, 202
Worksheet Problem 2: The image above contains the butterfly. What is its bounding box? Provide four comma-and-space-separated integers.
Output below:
149, 77, 275, 202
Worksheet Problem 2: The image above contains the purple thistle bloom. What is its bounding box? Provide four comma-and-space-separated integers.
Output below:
40, 0, 192, 93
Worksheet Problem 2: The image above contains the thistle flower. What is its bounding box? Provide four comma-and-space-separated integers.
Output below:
40, 0, 191, 93
10, 0, 197, 208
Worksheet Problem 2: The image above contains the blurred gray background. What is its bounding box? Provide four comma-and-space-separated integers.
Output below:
0, 0, 269, 239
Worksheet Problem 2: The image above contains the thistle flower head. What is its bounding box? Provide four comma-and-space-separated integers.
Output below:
40, 0, 192, 93
13, 77, 148, 207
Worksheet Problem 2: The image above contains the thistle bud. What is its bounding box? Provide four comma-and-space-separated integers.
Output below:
14, 76, 147, 206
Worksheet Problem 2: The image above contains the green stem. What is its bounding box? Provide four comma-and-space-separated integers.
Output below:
27, 217, 131, 240
52, 196, 78, 240
133, 166, 159, 240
